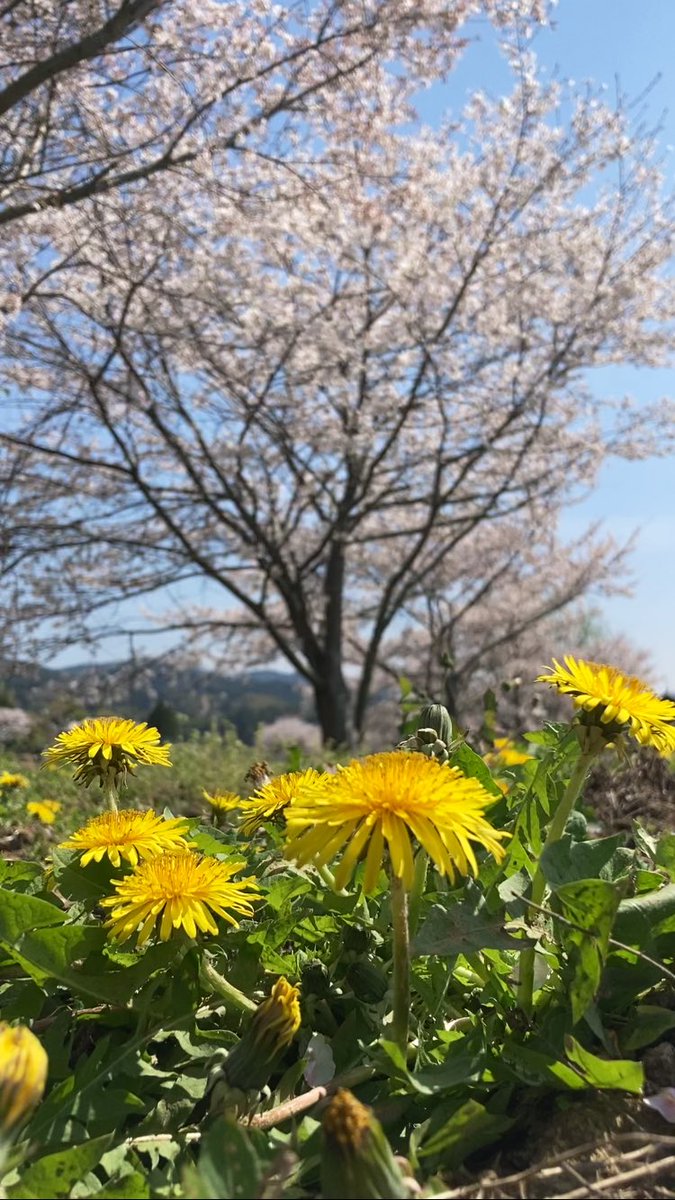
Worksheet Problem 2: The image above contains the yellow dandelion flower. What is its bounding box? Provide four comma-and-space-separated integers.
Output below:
0, 1023, 48, 1133
202, 789, 241, 814
537, 657, 675, 756
253, 976, 301, 1050
100, 851, 261, 945
239, 768, 327, 836
26, 800, 61, 826
285, 751, 508, 893
485, 738, 533, 768
43, 717, 171, 787
224, 977, 301, 1091
0, 772, 29, 790
60, 809, 191, 868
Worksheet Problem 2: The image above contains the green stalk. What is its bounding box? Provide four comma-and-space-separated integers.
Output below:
316, 863, 351, 897
200, 957, 257, 1014
102, 775, 119, 813
517, 751, 595, 1015
408, 850, 428, 939
390, 872, 410, 1058
317, 863, 338, 891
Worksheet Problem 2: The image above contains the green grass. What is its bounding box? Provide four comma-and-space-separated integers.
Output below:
0, 730, 341, 850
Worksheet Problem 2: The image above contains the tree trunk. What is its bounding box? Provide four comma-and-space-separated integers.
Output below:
313, 674, 354, 749
443, 669, 461, 726
311, 537, 355, 748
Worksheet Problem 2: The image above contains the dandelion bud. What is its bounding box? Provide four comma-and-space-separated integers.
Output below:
0, 1023, 48, 1136
224, 977, 301, 1092
396, 730, 449, 764
321, 1089, 410, 1199
417, 704, 454, 746
301, 960, 331, 999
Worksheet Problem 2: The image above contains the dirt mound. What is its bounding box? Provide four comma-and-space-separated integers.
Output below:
584, 749, 675, 836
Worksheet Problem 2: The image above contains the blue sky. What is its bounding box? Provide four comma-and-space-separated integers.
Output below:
51, 1, 675, 689
420, 0, 675, 692
538, 1, 675, 692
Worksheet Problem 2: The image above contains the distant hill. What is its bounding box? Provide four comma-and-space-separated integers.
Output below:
0, 658, 311, 745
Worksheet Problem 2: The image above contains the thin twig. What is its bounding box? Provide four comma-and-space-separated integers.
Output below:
557, 1153, 675, 1199
248, 1085, 328, 1130
248, 1065, 376, 1130
560, 1161, 606, 1199
124, 1132, 201, 1148
432, 1135, 675, 1198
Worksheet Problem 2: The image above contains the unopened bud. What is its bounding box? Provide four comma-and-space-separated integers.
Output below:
224, 977, 301, 1092
0, 1023, 48, 1136
417, 704, 454, 746
321, 1089, 410, 1199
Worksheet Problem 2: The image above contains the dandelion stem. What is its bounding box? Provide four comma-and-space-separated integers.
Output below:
316, 863, 349, 896
102, 776, 118, 813
390, 872, 410, 1057
517, 750, 595, 1015
199, 956, 257, 1014
408, 850, 428, 939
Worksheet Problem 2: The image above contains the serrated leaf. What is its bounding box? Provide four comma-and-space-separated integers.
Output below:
499, 1042, 588, 1090
656, 835, 675, 881
190, 1119, 263, 1199
412, 893, 521, 957
50, 848, 118, 903
3, 924, 107, 994
622, 1006, 675, 1052
7, 1135, 113, 1198
419, 1099, 513, 1165
264, 875, 313, 912
564, 1036, 644, 1093
189, 828, 240, 857
633, 822, 658, 860
554, 879, 621, 1024
96, 1171, 150, 1199
449, 744, 502, 798
408, 1050, 484, 1095
0, 888, 64, 937
0, 860, 43, 891
614, 883, 675, 947
523, 723, 570, 746
377, 1037, 482, 1096
541, 834, 626, 887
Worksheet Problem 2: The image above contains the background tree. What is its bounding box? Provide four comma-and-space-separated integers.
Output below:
0, 0, 539, 307
372, 595, 653, 744
1, 8, 674, 745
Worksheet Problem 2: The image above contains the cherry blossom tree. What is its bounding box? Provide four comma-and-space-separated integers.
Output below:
1, 4, 674, 745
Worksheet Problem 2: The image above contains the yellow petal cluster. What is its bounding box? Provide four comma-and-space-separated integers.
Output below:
60, 809, 191, 867
486, 738, 533, 768
0, 772, 29, 790
237, 768, 326, 836
26, 799, 61, 825
101, 851, 261, 945
223, 976, 301, 1092
537, 657, 675, 756
285, 751, 507, 893
203, 789, 241, 814
43, 717, 171, 786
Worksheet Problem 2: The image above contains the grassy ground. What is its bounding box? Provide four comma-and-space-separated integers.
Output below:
0, 730, 340, 856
